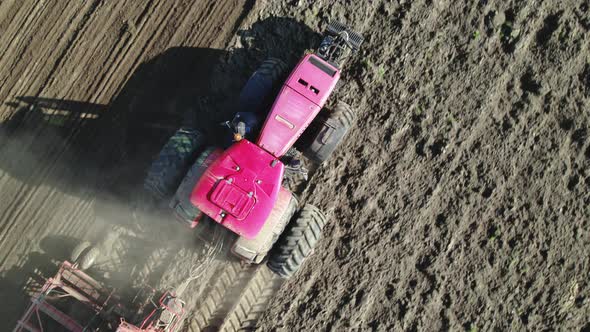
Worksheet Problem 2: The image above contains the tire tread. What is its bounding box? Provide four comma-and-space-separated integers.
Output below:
267, 204, 327, 278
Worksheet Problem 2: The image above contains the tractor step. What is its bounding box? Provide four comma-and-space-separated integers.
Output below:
326, 21, 364, 50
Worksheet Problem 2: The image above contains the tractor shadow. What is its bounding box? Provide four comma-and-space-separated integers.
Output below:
0, 16, 320, 330
0, 235, 87, 324
0, 16, 320, 197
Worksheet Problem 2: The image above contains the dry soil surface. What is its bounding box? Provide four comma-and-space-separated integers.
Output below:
0, 0, 589, 331
251, 0, 590, 331
0, 0, 256, 330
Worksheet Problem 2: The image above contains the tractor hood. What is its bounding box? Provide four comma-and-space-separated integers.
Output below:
257, 54, 340, 158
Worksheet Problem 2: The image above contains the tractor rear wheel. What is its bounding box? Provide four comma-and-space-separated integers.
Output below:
144, 128, 204, 200
303, 101, 356, 163
170, 147, 220, 225
239, 58, 288, 115
267, 204, 327, 278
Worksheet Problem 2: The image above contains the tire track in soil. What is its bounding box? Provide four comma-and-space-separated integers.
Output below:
410, 1, 545, 231
218, 266, 284, 332
409, 0, 571, 259
0, 0, 254, 330
186, 261, 258, 332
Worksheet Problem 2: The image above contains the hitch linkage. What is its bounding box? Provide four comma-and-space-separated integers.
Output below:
316, 20, 364, 67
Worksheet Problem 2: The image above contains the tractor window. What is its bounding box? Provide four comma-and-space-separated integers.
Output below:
298, 77, 319, 94
309, 56, 337, 77
298, 78, 308, 86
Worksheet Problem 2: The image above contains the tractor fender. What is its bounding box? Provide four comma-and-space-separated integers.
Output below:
231, 187, 297, 263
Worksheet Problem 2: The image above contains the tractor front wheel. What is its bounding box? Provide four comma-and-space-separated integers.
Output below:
303, 101, 356, 163
267, 204, 327, 278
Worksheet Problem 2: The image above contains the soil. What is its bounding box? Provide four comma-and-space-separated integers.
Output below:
251, 1, 590, 331
0, 0, 589, 331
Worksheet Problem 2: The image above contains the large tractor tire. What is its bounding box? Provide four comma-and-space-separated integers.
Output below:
303, 101, 356, 163
232, 191, 298, 264
267, 204, 327, 278
170, 147, 220, 225
144, 128, 204, 200
70, 241, 91, 262
71, 242, 100, 270
238, 58, 288, 115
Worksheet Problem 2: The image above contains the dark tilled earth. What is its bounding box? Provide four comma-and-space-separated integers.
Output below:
247, 0, 590, 331
0, 0, 588, 331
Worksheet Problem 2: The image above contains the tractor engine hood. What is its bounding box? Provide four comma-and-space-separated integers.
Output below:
256, 54, 340, 158
190, 140, 284, 239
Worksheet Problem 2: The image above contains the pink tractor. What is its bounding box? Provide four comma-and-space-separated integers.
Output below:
145, 21, 363, 278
